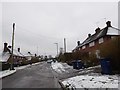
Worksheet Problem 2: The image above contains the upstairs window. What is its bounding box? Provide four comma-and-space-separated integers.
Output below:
111, 36, 116, 40
99, 38, 104, 44
82, 46, 86, 49
89, 42, 95, 47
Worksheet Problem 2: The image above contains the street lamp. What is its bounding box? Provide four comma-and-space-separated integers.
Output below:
54, 43, 58, 57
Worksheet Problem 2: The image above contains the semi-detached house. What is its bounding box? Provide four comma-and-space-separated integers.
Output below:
72, 21, 120, 58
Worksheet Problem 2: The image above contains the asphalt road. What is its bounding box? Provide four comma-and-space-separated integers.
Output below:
2, 61, 61, 89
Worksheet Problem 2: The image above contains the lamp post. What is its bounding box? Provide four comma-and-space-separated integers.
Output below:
54, 43, 58, 57
10, 23, 15, 70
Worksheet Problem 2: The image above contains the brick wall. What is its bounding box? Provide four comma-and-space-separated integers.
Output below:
78, 36, 112, 54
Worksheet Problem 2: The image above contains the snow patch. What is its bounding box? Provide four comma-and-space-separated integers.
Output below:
62, 75, 119, 88
14, 65, 30, 70
51, 62, 67, 73
15, 62, 41, 70
107, 27, 120, 35
0, 62, 41, 78
32, 62, 41, 66
0, 52, 10, 62
0, 69, 16, 78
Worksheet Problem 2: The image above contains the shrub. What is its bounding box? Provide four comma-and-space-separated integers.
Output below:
99, 36, 120, 73
0, 62, 10, 71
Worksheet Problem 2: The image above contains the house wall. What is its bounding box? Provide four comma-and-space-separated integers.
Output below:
76, 35, 113, 55
7, 55, 27, 65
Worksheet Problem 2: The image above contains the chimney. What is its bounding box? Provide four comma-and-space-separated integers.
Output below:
35, 54, 37, 57
8, 46, 11, 48
88, 34, 91, 37
77, 41, 80, 46
3, 43, 8, 52
28, 52, 31, 54
18, 48, 20, 52
95, 27, 101, 33
7, 46, 11, 53
106, 21, 112, 27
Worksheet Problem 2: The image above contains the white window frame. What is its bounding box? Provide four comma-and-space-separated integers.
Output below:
89, 52, 91, 55
82, 46, 86, 49
89, 41, 95, 47
95, 50, 100, 59
111, 36, 115, 40
99, 38, 104, 44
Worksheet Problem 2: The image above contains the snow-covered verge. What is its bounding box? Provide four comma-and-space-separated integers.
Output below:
0, 69, 16, 78
14, 65, 30, 70
31, 62, 41, 66
15, 62, 41, 70
62, 75, 119, 89
51, 61, 72, 73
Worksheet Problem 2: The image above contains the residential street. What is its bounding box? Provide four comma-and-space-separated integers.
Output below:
1, 2, 120, 90
1, 61, 119, 90
2, 61, 61, 89
1, 61, 103, 89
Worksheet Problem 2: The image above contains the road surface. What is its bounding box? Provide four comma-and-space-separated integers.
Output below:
2, 61, 61, 89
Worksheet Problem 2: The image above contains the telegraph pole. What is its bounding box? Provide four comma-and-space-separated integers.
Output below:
10, 23, 15, 70
64, 38, 66, 53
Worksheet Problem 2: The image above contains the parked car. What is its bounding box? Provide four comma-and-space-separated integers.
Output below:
47, 59, 53, 63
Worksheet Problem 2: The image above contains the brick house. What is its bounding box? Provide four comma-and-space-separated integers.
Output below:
72, 21, 120, 59
0, 43, 27, 66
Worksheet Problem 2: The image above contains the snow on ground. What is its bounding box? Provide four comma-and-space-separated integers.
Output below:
15, 62, 41, 70
32, 62, 41, 66
62, 75, 119, 89
51, 61, 66, 73
0, 62, 41, 78
86, 65, 101, 70
14, 65, 30, 70
0, 69, 16, 78
51, 61, 72, 73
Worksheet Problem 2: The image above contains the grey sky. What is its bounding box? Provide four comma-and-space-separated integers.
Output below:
2, 2, 118, 56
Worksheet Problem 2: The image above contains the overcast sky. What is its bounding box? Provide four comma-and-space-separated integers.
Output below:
1, 2, 118, 57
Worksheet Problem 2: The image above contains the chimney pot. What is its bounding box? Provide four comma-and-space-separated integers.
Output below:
18, 48, 20, 52
88, 34, 91, 37
28, 52, 31, 54
95, 27, 101, 33
3, 43, 8, 52
106, 21, 112, 27
35, 54, 37, 57
8, 46, 11, 48
4, 43, 7, 47
77, 41, 80, 46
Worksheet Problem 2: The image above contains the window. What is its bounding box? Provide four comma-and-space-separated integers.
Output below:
95, 50, 100, 59
89, 52, 91, 55
111, 36, 115, 40
99, 38, 104, 44
82, 46, 86, 49
89, 42, 95, 47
